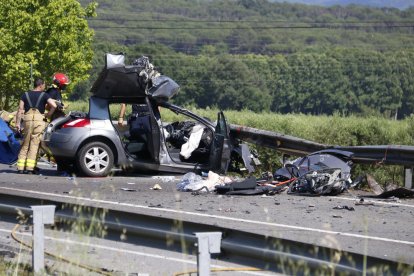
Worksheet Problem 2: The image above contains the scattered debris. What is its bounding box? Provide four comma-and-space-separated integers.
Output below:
215, 177, 257, 195
366, 174, 384, 195
355, 198, 374, 206
151, 176, 176, 182
148, 204, 163, 208
174, 152, 413, 198
151, 184, 162, 190
121, 187, 137, 192
385, 182, 399, 191
362, 187, 414, 199
353, 174, 414, 199
176, 171, 233, 193
333, 205, 355, 211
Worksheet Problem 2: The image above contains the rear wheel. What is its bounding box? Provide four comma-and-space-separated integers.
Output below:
76, 141, 114, 177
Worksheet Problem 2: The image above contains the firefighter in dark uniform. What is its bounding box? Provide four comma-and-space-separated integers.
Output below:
15, 78, 57, 174
46, 72, 70, 121
118, 103, 151, 140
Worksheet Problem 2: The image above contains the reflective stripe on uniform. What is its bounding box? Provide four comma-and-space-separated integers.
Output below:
17, 159, 26, 168
25, 159, 37, 169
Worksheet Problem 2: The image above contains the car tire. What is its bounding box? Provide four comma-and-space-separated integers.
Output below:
76, 141, 114, 177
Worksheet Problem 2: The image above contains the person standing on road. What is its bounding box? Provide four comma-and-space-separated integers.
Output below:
46, 72, 70, 121
15, 78, 57, 174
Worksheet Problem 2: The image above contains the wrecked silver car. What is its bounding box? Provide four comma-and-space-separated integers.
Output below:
42, 54, 259, 177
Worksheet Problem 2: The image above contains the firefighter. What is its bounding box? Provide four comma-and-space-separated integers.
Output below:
46, 72, 70, 121
15, 78, 57, 174
118, 103, 151, 140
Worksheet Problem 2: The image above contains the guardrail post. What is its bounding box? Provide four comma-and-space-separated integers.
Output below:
194, 232, 222, 276
404, 167, 413, 189
31, 205, 55, 274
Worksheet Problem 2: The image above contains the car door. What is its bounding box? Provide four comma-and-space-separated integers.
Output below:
209, 111, 231, 173
145, 98, 160, 162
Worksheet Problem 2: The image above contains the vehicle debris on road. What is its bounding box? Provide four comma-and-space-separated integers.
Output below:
175, 147, 414, 200
333, 205, 355, 211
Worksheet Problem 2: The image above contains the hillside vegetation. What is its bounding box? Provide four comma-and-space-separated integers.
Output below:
274, 0, 413, 10
73, 0, 414, 119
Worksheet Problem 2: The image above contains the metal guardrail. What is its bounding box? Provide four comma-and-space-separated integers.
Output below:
0, 192, 412, 275
230, 124, 414, 166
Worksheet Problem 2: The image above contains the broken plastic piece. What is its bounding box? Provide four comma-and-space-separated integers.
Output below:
152, 184, 162, 190
121, 187, 137, 192
333, 205, 355, 211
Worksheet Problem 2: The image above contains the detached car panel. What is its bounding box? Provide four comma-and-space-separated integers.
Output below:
91, 54, 179, 100
42, 53, 258, 177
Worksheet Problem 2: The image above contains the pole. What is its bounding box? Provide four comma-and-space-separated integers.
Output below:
194, 232, 222, 276
31, 205, 56, 274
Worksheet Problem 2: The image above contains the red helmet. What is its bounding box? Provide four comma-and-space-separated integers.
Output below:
52, 73, 70, 89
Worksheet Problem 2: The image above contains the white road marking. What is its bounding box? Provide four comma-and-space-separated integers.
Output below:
1, 186, 414, 247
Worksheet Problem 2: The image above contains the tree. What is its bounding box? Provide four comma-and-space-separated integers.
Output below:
0, 0, 96, 110
200, 55, 272, 112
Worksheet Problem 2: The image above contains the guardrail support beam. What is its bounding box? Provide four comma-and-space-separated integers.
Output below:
194, 232, 222, 276
404, 167, 413, 189
31, 205, 55, 274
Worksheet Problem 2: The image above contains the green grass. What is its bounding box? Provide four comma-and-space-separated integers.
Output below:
0, 257, 32, 275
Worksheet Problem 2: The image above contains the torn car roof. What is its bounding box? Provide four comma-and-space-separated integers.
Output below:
90, 53, 179, 101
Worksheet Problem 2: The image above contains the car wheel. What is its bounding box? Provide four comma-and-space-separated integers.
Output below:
76, 141, 114, 177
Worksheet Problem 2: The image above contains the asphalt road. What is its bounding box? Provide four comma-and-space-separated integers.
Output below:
0, 161, 413, 274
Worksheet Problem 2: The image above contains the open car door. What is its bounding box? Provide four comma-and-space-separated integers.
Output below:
209, 111, 231, 174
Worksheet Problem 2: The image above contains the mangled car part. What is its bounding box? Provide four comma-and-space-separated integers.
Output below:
274, 150, 354, 196
287, 168, 348, 196
91, 54, 179, 101
274, 150, 353, 183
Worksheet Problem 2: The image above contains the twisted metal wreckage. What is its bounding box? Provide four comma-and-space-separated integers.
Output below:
176, 123, 414, 197
215, 124, 414, 197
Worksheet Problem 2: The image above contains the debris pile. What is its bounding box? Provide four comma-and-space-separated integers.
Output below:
176, 150, 414, 199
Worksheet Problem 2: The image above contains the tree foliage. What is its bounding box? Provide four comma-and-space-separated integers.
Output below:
83, 0, 414, 55
0, 0, 97, 109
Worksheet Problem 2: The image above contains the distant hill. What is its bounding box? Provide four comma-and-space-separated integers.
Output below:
82, 0, 414, 56
272, 0, 413, 9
